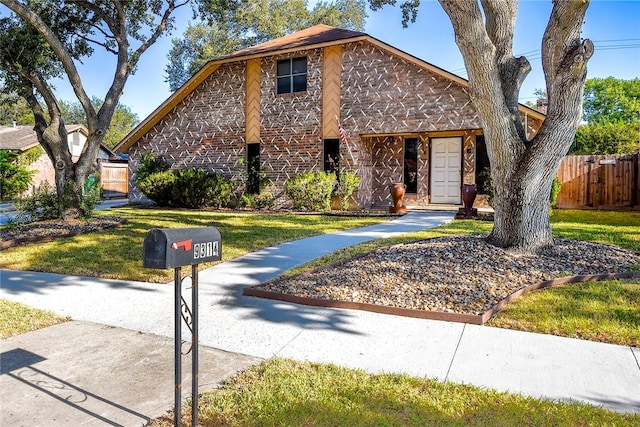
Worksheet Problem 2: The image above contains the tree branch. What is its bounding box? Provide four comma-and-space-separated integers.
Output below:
132, 0, 187, 66
481, 0, 530, 141
76, 34, 118, 55
438, 0, 524, 156
1, 0, 97, 129
537, 0, 593, 157
20, 68, 61, 124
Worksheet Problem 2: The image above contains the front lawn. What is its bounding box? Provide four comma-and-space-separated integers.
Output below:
149, 358, 640, 427
0, 207, 388, 283
0, 299, 68, 339
489, 278, 640, 346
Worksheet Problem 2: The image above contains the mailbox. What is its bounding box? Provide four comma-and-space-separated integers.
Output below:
143, 227, 222, 269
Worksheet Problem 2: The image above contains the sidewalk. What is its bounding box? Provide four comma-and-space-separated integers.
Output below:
1, 211, 639, 426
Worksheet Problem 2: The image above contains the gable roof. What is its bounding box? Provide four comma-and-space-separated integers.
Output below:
0, 125, 41, 151
0, 124, 89, 151
220, 24, 367, 59
0, 124, 117, 157
115, 24, 545, 153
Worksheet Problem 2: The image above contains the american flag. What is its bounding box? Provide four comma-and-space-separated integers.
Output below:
336, 116, 356, 164
337, 119, 348, 145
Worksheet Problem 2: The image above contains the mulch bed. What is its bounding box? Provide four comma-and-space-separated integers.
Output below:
0, 216, 127, 250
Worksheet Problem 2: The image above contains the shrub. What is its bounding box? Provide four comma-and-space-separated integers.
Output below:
138, 170, 176, 206
14, 182, 61, 221
573, 120, 640, 155
176, 168, 232, 209
285, 171, 336, 212
334, 172, 361, 210
550, 176, 562, 207
241, 188, 275, 210
139, 168, 232, 209
81, 173, 102, 216
14, 176, 102, 221
134, 152, 169, 183
0, 149, 35, 200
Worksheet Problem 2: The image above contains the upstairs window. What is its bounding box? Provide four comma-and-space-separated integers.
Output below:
276, 57, 307, 94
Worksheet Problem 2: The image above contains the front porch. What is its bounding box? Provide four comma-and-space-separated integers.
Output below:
355, 131, 483, 209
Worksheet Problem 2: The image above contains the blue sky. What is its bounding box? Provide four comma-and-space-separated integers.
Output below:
38, 0, 640, 119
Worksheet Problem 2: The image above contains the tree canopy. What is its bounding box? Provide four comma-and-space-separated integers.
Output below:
0, 93, 32, 125
583, 77, 640, 124
166, 0, 368, 91
0, 0, 196, 218
60, 97, 139, 148
573, 77, 640, 154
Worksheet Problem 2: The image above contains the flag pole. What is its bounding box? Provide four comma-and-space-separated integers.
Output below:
335, 115, 356, 165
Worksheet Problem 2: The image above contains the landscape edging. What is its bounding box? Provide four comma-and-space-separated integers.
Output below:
244, 270, 640, 325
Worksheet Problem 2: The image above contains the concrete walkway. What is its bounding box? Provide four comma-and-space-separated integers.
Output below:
1, 211, 639, 426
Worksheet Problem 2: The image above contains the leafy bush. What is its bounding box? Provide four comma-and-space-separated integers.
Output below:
285, 171, 336, 212
139, 168, 232, 209
14, 182, 61, 221
14, 176, 102, 221
240, 188, 275, 210
0, 149, 35, 200
334, 172, 361, 210
138, 170, 176, 206
550, 176, 562, 207
573, 120, 640, 154
81, 173, 102, 216
17, 146, 44, 167
134, 152, 169, 183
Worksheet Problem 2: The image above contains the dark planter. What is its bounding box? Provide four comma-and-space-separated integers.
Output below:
457, 183, 478, 218
389, 183, 407, 214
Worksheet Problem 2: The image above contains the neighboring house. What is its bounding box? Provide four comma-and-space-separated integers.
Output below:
116, 24, 544, 208
0, 124, 126, 197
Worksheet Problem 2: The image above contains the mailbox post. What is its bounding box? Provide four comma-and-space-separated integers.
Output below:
143, 227, 221, 427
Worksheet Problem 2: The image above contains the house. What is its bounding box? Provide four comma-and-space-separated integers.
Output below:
0, 124, 127, 197
116, 24, 544, 208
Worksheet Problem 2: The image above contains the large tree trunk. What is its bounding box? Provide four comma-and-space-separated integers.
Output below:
31, 113, 97, 219
439, 0, 593, 253
3, 0, 181, 219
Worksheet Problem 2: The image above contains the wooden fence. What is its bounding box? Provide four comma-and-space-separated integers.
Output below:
99, 160, 128, 198
555, 152, 639, 209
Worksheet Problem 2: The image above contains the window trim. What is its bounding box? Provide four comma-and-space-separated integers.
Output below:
276, 57, 307, 95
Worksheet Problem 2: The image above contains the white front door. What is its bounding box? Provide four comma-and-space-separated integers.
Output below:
430, 137, 461, 204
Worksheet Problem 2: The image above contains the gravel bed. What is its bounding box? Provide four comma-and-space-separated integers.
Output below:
258, 235, 640, 315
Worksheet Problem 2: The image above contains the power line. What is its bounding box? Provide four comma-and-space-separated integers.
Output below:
448, 40, 639, 76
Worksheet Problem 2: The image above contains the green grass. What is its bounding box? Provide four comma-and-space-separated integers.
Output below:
3, 209, 639, 424
489, 279, 640, 346
150, 358, 640, 427
0, 207, 388, 283
550, 209, 640, 251
0, 299, 68, 339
